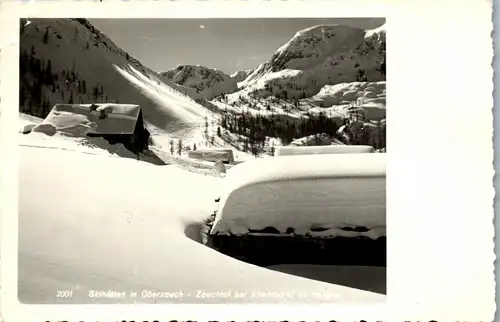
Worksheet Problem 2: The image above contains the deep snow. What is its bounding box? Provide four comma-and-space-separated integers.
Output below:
18, 124, 385, 304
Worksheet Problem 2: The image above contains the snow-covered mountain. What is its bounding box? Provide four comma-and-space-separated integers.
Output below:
19, 18, 208, 134
160, 65, 237, 100
230, 69, 253, 83
208, 23, 386, 152
20, 19, 386, 159
237, 24, 385, 100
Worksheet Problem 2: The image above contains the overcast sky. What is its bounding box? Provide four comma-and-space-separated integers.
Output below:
90, 18, 385, 75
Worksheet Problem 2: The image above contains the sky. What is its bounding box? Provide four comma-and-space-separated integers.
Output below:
90, 18, 385, 75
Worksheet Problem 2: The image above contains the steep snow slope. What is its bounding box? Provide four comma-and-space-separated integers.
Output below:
236, 24, 385, 100
18, 134, 385, 304
161, 65, 238, 100
19, 18, 207, 133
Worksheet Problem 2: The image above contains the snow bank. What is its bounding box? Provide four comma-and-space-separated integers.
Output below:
275, 145, 375, 156
19, 142, 385, 304
211, 153, 386, 237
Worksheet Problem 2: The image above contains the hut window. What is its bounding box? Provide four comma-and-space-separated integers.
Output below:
99, 110, 107, 119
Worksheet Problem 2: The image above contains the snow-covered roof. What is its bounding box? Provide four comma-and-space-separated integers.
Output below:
276, 145, 375, 156
220, 153, 385, 201
44, 103, 141, 135
212, 153, 386, 236
187, 149, 235, 163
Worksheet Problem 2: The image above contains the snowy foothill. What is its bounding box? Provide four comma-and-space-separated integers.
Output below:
211, 153, 386, 237
18, 125, 386, 304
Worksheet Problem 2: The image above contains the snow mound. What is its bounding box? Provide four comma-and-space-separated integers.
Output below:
43, 110, 97, 137
161, 65, 237, 100
211, 153, 386, 237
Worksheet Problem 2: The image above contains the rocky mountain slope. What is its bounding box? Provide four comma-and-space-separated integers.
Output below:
237, 24, 386, 100
19, 18, 207, 133
160, 65, 237, 100
230, 69, 253, 83
208, 23, 386, 151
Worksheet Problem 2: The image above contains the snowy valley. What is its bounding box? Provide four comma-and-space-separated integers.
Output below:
20, 18, 386, 161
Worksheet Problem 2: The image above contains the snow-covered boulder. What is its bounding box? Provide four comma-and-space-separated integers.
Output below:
20, 124, 37, 134
211, 153, 386, 238
31, 123, 57, 136
213, 160, 227, 174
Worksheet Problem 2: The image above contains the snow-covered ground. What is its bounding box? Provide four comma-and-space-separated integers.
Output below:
18, 120, 386, 304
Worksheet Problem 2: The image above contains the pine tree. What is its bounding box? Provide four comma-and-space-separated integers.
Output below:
193, 143, 197, 151
169, 139, 174, 155
68, 92, 74, 104
217, 126, 221, 137
177, 139, 183, 155
204, 116, 209, 139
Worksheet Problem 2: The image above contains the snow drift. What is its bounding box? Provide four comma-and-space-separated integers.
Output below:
211, 153, 386, 237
